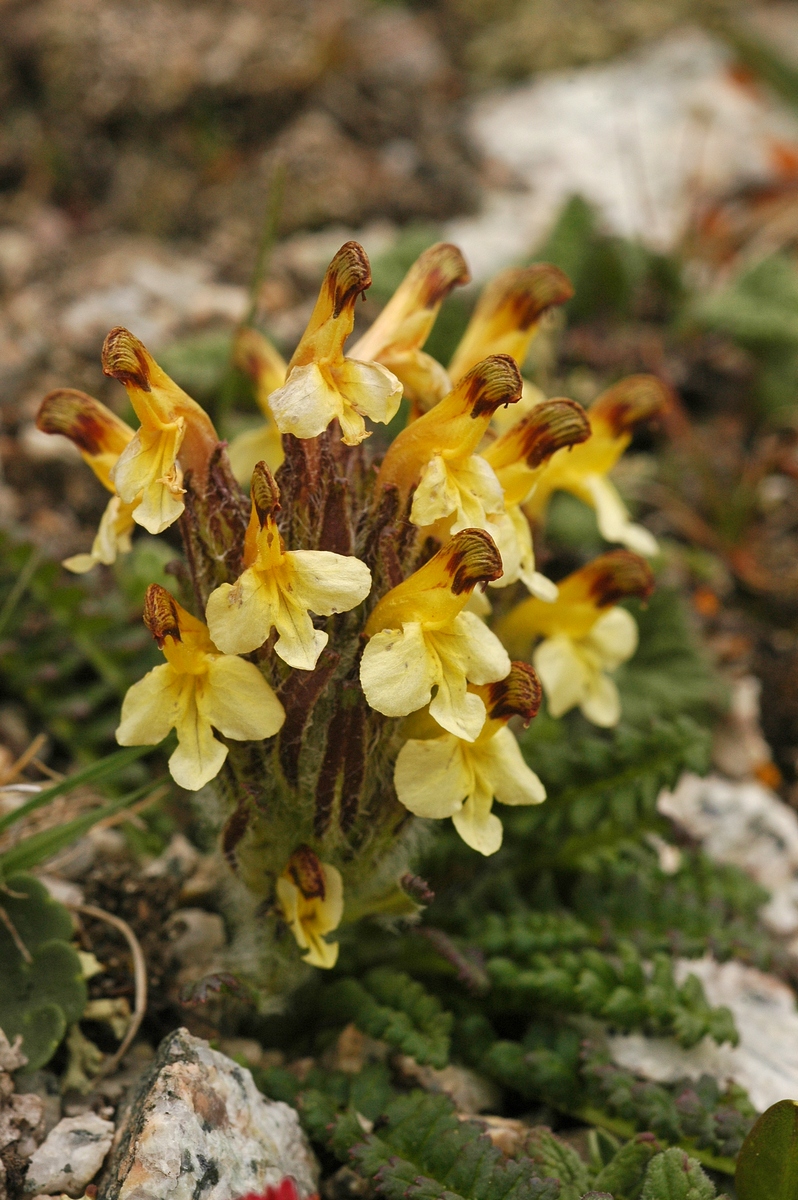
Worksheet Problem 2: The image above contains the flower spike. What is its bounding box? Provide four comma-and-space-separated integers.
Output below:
227, 326, 287, 485
277, 845, 343, 969
394, 662, 545, 856
448, 263, 573, 383
497, 550, 654, 727
103, 327, 219, 535
350, 242, 470, 414
36, 388, 138, 573
116, 583, 285, 790
205, 462, 372, 669
267, 241, 402, 446
525, 374, 668, 556
360, 529, 510, 742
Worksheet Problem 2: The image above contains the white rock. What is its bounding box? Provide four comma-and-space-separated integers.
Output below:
97, 1028, 319, 1200
166, 909, 226, 968
445, 28, 798, 275
658, 771, 798, 934
24, 1113, 114, 1198
610, 956, 798, 1113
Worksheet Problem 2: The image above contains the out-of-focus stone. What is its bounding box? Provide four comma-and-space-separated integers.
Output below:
320, 1024, 388, 1075
8, 0, 350, 120
143, 833, 200, 881
166, 909, 226, 969
24, 1113, 114, 1197
392, 1056, 501, 1114
462, 1114, 528, 1155
97, 1028, 319, 1200
712, 675, 774, 780
610, 956, 798, 1114
658, 771, 798, 935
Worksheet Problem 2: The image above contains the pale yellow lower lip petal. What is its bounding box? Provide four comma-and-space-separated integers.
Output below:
268, 362, 342, 439
116, 663, 180, 747
533, 634, 590, 719
360, 623, 438, 718
394, 735, 470, 819
482, 726, 546, 806
203, 656, 285, 741
452, 794, 503, 856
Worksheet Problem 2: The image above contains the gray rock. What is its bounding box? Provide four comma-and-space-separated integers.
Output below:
97, 1028, 319, 1200
24, 1113, 114, 1197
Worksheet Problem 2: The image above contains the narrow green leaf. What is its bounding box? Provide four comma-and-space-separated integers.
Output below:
0, 744, 155, 835
736, 1099, 798, 1200
0, 779, 167, 875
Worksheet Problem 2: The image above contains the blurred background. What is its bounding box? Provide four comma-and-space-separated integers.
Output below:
6, 0, 798, 793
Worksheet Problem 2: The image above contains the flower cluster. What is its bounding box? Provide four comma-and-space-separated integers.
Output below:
37, 239, 665, 976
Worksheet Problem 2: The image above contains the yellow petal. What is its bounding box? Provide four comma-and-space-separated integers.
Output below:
580, 671, 621, 727
454, 611, 512, 686
63, 495, 135, 574
480, 725, 546, 806
205, 569, 279, 657
583, 475, 658, 556
394, 735, 472, 819
379, 348, 452, 412
452, 785, 504, 856
316, 861, 344, 934
36, 388, 134, 492
112, 422, 186, 534
203, 655, 285, 740
171, 680, 229, 790
360, 622, 438, 717
334, 358, 403, 426
410, 455, 461, 527
272, 591, 328, 671
448, 264, 573, 383
268, 362, 342, 440
533, 635, 591, 719
584, 605, 638, 670
227, 422, 284, 486
588, 374, 668, 441
288, 550, 372, 616
428, 612, 510, 741
116, 663, 181, 747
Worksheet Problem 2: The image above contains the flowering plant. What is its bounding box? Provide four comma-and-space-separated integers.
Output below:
36, 240, 664, 993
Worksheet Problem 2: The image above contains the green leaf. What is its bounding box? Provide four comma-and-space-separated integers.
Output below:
593, 1133, 661, 1199
325, 968, 452, 1068
524, 1126, 588, 1199
0, 873, 73, 952
351, 1091, 560, 1200
640, 1148, 717, 1199
735, 1099, 798, 1200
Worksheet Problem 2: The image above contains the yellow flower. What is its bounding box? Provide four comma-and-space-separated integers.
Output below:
116, 584, 285, 790
447, 264, 573, 385
276, 845, 344, 969
394, 663, 545, 856
375, 354, 522, 550
267, 242, 403, 447
205, 462, 372, 669
349, 242, 470, 417
497, 550, 654, 727
360, 529, 510, 741
227, 326, 286, 485
102, 327, 219, 535
36, 388, 137, 573
481, 398, 591, 600
525, 375, 668, 556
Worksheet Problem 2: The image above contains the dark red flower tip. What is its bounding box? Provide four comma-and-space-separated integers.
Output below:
237, 1178, 316, 1200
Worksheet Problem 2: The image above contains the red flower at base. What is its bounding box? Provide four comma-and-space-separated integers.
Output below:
238, 1178, 317, 1200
